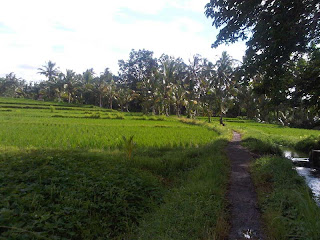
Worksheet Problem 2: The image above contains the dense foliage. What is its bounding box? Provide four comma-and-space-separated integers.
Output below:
1, 47, 319, 127
205, 1, 320, 127
205, 0, 320, 89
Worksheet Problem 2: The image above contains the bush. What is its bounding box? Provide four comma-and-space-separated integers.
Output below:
295, 136, 320, 153
114, 113, 125, 119
242, 137, 282, 155
49, 105, 55, 113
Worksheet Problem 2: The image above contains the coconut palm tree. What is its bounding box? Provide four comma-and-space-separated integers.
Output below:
38, 61, 60, 100
38, 61, 59, 82
214, 51, 237, 125
64, 69, 77, 103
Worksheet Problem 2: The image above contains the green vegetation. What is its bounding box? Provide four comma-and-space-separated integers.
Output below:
1, 97, 320, 239
1, 0, 319, 238
137, 139, 229, 240
225, 120, 320, 154
0, 98, 230, 239
252, 156, 320, 240
0, 150, 162, 239
215, 119, 320, 239
0, 99, 217, 150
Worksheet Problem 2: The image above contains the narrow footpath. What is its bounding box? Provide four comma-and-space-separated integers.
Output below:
226, 131, 264, 240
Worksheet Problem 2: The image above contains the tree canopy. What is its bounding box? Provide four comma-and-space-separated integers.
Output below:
205, 0, 320, 88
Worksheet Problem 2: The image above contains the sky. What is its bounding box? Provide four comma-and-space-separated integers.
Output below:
0, 0, 246, 82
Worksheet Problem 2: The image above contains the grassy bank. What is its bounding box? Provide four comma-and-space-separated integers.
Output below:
222, 119, 320, 239
251, 156, 320, 239
224, 120, 320, 155
136, 139, 230, 240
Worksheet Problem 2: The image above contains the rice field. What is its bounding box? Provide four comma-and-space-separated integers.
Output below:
0, 97, 229, 239
0, 98, 218, 150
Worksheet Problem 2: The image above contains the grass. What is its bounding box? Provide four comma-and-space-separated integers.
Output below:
136, 139, 230, 240
251, 156, 320, 240
225, 120, 320, 154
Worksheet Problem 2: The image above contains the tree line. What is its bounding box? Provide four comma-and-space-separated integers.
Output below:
0, 48, 319, 128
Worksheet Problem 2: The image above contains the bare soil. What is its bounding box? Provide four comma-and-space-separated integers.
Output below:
226, 131, 264, 240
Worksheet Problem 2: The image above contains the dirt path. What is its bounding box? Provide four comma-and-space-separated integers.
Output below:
226, 131, 264, 240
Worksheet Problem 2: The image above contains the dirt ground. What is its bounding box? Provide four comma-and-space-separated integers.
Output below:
226, 132, 264, 240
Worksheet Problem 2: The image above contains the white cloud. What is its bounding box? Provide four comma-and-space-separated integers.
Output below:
0, 0, 246, 81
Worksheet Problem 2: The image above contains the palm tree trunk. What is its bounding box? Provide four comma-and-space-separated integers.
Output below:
220, 103, 225, 126
109, 97, 112, 109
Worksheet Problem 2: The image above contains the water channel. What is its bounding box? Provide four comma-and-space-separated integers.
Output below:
282, 147, 320, 206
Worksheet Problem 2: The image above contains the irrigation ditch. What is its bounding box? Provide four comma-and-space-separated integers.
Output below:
281, 147, 320, 206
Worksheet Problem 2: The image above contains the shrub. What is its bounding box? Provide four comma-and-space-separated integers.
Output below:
114, 113, 125, 119
295, 136, 320, 153
49, 105, 55, 113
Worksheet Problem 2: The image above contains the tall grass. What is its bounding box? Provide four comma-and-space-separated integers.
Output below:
252, 156, 320, 239
136, 139, 230, 240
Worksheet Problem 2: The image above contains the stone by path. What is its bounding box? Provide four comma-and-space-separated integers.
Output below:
226, 131, 264, 240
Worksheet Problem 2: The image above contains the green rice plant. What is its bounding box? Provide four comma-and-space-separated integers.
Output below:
136, 139, 230, 240
156, 115, 166, 121
84, 112, 100, 119
122, 135, 136, 160
49, 105, 55, 113
114, 112, 125, 119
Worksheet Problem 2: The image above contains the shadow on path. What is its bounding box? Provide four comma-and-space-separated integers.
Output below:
226, 131, 264, 240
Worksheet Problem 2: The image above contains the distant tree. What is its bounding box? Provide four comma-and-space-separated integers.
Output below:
186, 54, 203, 118
118, 49, 158, 113
37, 61, 61, 100
117, 87, 135, 112
38, 60, 60, 82
99, 68, 115, 109
82, 69, 95, 104
0, 73, 23, 97
199, 59, 216, 122
64, 69, 77, 103
213, 51, 237, 125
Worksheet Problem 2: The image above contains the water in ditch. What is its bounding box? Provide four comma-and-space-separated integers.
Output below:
282, 147, 320, 206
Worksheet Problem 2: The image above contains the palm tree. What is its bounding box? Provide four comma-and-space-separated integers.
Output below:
214, 51, 237, 125
117, 86, 135, 112
199, 59, 216, 122
99, 68, 115, 109
38, 61, 59, 82
38, 61, 60, 100
64, 69, 77, 103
